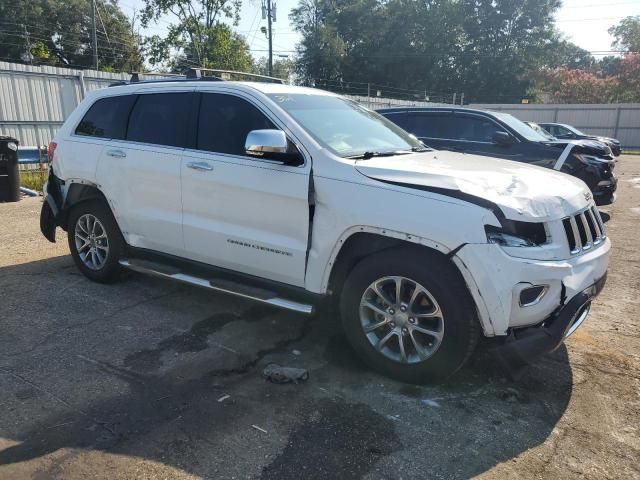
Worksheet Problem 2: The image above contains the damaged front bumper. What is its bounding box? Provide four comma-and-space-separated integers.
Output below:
497, 273, 606, 366
451, 238, 610, 337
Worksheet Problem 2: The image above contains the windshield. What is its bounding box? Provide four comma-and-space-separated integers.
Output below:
267, 93, 425, 157
492, 112, 550, 142
564, 124, 586, 136
527, 122, 556, 141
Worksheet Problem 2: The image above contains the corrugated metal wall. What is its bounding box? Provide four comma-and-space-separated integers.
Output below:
471, 103, 640, 149
0, 61, 132, 146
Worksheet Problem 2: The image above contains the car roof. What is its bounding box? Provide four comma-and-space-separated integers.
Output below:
377, 106, 500, 116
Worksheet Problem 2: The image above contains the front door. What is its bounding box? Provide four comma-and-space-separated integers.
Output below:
181, 92, 310, 287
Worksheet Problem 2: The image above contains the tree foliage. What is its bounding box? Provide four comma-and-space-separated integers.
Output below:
609, 15, 640, 53
289, 0, 572, 102
141, 0, 249, 70
0, 0, 142, 71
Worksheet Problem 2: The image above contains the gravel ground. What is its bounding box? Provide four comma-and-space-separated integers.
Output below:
0, 156, 638, 479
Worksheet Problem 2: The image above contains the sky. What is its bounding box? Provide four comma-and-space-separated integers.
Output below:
121, 0, 640, 63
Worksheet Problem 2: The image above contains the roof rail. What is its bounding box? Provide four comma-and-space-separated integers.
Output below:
108, 71, 221, 87
186, 68, 284, 84
108, 68, 283, 88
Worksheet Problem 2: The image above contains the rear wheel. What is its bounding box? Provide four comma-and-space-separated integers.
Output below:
340, 248, 479, 383
67, 200, 123, 283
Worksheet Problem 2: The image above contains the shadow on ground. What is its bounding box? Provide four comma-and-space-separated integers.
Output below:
0, 257, 573, 479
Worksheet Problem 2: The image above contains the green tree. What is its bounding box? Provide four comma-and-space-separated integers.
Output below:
0, 0, 142, 71
290, 0, 565, 102
253, 56, 295, 81
140, 0, 243, 68
545, 40, 595, 70
167, 24, 253, 73
609, 16, 640, 52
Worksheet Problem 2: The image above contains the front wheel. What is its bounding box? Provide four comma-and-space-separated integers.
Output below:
67, 200, 123, 283
340, 248, 479, 384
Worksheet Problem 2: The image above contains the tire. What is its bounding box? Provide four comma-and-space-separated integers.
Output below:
340, 247, 479, 384
67, 200, 124, 283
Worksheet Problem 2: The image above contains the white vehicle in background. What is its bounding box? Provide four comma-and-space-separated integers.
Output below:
40, 70, 610, 383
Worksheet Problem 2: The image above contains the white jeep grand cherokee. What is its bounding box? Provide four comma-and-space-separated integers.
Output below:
40, 76, 610, 383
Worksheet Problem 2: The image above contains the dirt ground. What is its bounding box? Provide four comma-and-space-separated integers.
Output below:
0, 157, 638, 480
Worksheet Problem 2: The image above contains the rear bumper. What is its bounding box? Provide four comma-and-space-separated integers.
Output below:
497, 273, 607, 364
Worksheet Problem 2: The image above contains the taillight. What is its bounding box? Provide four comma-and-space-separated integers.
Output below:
47, 142, 57, 164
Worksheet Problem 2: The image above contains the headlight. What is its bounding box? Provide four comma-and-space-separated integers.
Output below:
486, 231, 536, 247
573, 153, 612, 164
485, 222, 546, 247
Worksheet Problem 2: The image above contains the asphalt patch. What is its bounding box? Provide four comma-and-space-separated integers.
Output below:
260, 398, 399, 480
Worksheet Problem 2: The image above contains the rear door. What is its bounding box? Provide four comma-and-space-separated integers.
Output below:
95, 90, 195, 257
180, 91, 310, 287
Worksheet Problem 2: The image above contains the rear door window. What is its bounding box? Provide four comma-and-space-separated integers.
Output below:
450, 115, 504, 142
126, 93, 191, 148
75, 95, 136, 139
409, 113, 451, 139
197, 93, 276, 156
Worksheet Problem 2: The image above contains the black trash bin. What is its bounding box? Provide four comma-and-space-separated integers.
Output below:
0, 136, 20, 202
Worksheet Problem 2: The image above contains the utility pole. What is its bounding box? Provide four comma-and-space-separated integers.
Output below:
262, 0, 276, 76
22, 24, 33, 65
90, 0, 98, 70
267, 0, 273, 76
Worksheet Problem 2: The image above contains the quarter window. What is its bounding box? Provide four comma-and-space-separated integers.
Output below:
197, 93, 276, 155
75, 95, 136, 139
126, 93, 191, 148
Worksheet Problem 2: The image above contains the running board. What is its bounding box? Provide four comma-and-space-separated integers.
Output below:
118, 259, 314, 315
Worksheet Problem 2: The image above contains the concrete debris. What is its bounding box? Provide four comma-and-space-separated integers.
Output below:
262, 363, 309, 384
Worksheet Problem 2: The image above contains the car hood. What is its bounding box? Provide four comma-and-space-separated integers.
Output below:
355, 150, 591, 222
594, 136, 620, 145
544, 139, 612, 157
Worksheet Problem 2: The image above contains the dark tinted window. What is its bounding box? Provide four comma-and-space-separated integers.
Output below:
198, 93, 276, 155
410, 113, 451, 138
127, 93, 191, 147
449, 115, 504, 142
75, 95, 136, 139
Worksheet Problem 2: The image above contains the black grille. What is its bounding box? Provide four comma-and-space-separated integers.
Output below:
562, 207, 606, 254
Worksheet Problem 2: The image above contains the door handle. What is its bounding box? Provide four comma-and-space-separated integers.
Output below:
187, 161, 213, 171
106, 149, 127, 158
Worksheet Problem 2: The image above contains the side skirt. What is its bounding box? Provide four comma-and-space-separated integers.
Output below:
119, 250, 320, 315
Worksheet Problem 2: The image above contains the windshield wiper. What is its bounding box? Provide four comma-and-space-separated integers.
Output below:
346, 150, 415, 160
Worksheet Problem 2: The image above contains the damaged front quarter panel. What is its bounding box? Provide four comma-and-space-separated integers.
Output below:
354, 149, 592, 222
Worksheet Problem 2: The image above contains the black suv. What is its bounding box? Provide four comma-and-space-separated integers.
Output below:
538, 122, 622, 156
378, 107, 617, 205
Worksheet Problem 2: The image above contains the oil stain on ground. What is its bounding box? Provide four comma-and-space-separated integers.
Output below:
261, 398, 399, 480
123, 304, 278, 371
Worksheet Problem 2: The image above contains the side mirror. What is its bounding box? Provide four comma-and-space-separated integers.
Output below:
492, 131, 513, 147
245, 129, 303, 166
